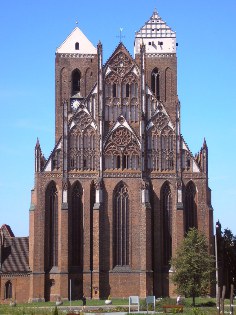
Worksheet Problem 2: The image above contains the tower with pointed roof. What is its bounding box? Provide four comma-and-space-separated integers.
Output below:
0, 10, 213, 302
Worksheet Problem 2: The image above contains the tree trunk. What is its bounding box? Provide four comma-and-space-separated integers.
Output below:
192, 295, 195, 306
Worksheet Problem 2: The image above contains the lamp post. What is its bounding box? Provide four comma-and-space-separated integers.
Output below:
215, 221, 220, 307
69, 279, 72, 308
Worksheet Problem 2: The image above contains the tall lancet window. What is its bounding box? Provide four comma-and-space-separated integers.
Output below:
151, 68, 160, 100
185, 182, 197, 232
45, 182, 58, 269
72, 69, 81, 95
113, 182, 129, 267
71, 182, 83, 266
161, 182, 172, 266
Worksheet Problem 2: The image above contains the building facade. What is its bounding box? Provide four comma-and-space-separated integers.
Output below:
0, 10, 214, 302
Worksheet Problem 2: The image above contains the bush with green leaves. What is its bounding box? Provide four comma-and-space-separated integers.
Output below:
171, 228, 215, 306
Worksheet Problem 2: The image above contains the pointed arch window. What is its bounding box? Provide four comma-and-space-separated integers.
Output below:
83, 126, 96, 170
113, 183, 129, 267
72, 69, 81, 95
45, 182, 58, 269
161, 183, 172, 266
4, 281, 12, 299
71, 182, 83, 266
75, 42, 79, 50
185, 182, 197, 232
151, 68, 160, 100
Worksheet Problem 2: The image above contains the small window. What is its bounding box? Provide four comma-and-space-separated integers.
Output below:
113, 83, 117, 97
169, 159, 174, 169
4, 281, 12, 299
151, 68, 160, 99
50, 279, 55, 287
126, 83, 130, 97
148, 42, 152, 45
52, 159, 57, 169
75, 42, 79, 50
123, 155, 127, 169
72, 69, 81, 94
117, 156, 121, 168
187, 158, 191, 169
70, 158, 75, 168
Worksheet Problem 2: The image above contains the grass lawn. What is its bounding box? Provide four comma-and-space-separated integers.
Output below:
0, 297, 232, 315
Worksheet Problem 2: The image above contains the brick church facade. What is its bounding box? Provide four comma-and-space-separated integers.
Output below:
0, 10, 213, 303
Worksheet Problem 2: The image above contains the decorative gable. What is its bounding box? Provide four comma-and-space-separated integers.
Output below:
56, 27, 97, 54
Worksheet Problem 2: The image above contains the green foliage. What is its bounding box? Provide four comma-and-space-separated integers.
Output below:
139, 299, 146, 311
53, 306, 58, 315
189, 308, 208, 315
222, 228, 236, 288
171, 228, 215, 306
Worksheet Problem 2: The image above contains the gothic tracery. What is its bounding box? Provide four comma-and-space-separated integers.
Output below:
147, 113, 174, 171
109, 51, 133, 77
104, 127, 140, 170
69, 111, 96, 171
105, 56, 139, 123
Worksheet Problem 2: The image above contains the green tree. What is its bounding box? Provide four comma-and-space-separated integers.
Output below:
171, 228, 215, 306
222, 228, 236, 293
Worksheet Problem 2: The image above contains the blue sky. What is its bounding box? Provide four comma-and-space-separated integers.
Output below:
0, 0, 236, 236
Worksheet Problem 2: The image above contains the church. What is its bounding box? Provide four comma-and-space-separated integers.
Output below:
0, 9, 214, 302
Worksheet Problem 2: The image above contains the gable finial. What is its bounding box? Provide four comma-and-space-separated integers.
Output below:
152, 7, 159, 19
116, 27, 125, 43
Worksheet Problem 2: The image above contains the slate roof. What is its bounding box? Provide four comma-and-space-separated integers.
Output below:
0, 225, 30, 274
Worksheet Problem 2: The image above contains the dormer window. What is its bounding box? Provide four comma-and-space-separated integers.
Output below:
75, 42, 79, 50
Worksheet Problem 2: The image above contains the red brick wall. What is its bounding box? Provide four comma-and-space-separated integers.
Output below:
0, 276, 30, 303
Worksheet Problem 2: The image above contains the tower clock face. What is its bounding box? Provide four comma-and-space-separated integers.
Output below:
71, 99, 80, 110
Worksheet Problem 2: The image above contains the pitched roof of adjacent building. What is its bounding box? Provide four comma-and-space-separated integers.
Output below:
0, 225, 30, 274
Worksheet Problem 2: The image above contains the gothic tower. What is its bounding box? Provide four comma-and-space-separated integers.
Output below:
26, 9, 213, 301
